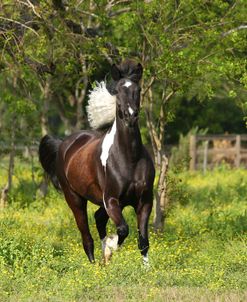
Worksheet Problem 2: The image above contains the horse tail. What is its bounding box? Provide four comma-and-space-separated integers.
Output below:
39, 135, 62, 191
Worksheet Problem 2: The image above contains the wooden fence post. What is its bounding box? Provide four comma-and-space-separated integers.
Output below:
190, 135, 196, 170
235, 135, 241, 168
203, 140, 209, 174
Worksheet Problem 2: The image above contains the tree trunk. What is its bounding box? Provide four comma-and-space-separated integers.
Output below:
75, 57, 88, 130
153, 151, 169, 231
0, 132, 15, 208
57, 96, 73, 135
142, 83, 174, 232
40, 80, 50, 136
39, 80, 50, 196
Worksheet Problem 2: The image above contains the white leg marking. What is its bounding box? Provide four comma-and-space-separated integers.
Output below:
143, 253, 149, 266
105, 234, 118, 250
101, 237, 107, 251
102, 234, 119, 264
100, 119, 116, 168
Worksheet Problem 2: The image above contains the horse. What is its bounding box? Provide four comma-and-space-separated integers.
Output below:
39, 61, 155, 264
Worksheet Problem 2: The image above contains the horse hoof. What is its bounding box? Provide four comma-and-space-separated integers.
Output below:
102, 234, 118, 264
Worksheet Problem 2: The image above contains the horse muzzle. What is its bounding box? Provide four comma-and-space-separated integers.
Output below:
124, 112, 139, 127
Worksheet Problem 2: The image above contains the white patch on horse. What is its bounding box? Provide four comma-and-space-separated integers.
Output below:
100, 119, 116, 168
101, 235, 118, 264
102, 193, 107, 209
101, 237, 106, 251
86, 81, 116, 129
128, 105, 134, 115
123, 80, 132, 88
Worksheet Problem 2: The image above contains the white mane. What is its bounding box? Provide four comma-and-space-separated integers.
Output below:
86, 81, 116, 129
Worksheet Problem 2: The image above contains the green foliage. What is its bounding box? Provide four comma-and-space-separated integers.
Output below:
0, 163, 246, 300
1, 0, 247, 142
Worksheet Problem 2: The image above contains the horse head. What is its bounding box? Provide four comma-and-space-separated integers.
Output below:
87, 60, 143, 129
107, 60, 143, 95
115, 78, 141, 127
111, 60, 143, 83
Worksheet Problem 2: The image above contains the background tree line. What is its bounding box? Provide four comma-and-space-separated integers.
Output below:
0, 0, 246, 229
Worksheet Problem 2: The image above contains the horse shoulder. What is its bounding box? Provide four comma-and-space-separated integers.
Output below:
135, 147, 155, 183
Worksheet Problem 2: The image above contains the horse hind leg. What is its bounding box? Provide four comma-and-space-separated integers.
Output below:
63, 189, 95, 262
94, 206, 109, 240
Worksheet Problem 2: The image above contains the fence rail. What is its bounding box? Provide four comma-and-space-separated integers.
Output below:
189, 134, 247, 171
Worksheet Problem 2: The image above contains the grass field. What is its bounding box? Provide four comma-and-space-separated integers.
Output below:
0, 161, 246, 301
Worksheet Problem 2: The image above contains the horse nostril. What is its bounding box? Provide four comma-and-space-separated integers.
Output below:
134, 111, 138, 118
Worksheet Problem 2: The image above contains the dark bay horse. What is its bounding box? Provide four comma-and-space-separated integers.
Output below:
39, 62, 155, 264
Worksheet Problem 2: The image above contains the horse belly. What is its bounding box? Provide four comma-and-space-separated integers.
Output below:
65, 140, 103, 204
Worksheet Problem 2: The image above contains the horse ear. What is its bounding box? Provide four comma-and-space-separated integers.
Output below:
111, 64, 121, 81
135, 63, 143, 81
130, 63, 143, 82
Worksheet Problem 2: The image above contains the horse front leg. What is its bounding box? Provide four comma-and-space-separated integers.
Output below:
95, 204, 124, 264
104, 196, 129, 246
136, 196, 153, 265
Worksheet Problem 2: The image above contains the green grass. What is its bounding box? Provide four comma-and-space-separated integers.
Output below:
0, 162, 246, 301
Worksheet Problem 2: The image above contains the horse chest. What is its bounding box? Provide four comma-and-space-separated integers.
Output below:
104, 157, 148, 201
106, 153, 134, 178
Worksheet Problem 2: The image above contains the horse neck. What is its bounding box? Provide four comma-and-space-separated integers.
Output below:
115, 116, 142, 162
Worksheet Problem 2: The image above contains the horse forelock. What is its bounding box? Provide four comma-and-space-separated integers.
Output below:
117, 59, 143, 83
118, 60, 138, 75
87, 81, 116, 130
